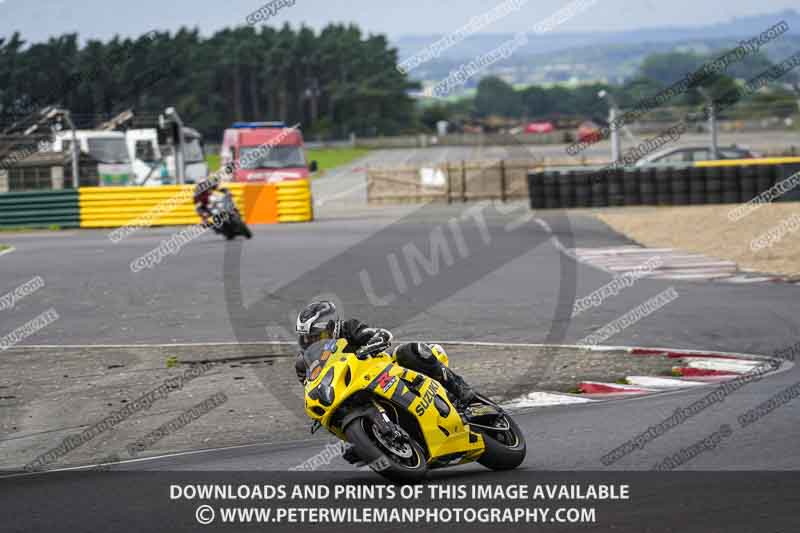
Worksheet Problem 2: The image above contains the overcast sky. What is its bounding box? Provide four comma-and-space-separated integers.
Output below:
1, 0, 799, 44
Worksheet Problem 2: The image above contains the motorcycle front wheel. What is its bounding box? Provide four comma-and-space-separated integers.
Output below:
345, 417, 428, 483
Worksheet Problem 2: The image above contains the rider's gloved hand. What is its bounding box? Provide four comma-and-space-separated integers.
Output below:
356, 328, 393, 358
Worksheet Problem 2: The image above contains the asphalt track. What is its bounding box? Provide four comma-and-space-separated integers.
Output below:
2, 193, 800, 533
1, 199, 799, 474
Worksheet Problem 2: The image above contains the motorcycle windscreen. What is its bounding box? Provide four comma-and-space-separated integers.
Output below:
303, 339, 338, 381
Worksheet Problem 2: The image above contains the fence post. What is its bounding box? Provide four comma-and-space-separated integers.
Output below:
499, 160, 507, 202
461, 160, 467, 203
446, 163, 452, 204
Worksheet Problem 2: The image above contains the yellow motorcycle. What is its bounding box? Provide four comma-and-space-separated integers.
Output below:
302, 337, 526, 482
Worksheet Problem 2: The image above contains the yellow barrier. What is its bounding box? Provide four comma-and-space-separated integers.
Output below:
696, 157, 800, 168
276, 179, 314, 223
79, 181, 313, 228
79, 185, 246, 228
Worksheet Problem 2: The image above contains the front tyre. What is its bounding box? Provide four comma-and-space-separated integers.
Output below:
476, 415, 526, 470
344, 417, 428, 483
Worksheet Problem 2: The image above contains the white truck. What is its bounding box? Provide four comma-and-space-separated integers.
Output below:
125, 127, 209, 185
51, 130, 134, 186
125, 129, 166, 186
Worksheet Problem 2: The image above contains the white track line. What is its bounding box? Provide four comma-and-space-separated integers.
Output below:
686, 358, 762, 373
571, 246, 748, 281
724, 275, 777, 283
502, 391, 595, 409
626, 376, 706, 389
315, 181, 368, 207
0, 246, 15, 258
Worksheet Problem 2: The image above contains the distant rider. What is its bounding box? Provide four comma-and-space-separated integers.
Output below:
294, 301, 475, 406
193, 178, 218, 225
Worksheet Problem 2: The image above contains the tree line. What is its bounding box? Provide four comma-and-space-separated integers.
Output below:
0, 24, 419, 139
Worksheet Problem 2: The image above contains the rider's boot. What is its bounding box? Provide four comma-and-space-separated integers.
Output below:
395, 342, 477, 407
439, 366, 476, 407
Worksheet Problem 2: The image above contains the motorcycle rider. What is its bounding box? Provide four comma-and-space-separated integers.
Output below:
294, 301, 475, 406
193, 178, 219, 225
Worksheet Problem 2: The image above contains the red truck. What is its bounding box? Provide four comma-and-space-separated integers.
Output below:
220, 122, 317, 182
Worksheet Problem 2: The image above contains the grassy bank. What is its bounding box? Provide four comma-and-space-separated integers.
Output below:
307, 148, 370, 175
205, 148, 370, 176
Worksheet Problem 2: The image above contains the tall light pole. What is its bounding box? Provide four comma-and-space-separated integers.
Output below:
599, 90, 621, 163
793, 83, 800, 153
162, 107, 185, 184
55, 109, 80, 188
698, 87, 720, 160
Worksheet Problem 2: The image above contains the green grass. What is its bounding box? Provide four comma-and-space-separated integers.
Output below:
206, 154, 221, 172
205, 148, 370, 176
0, 245, 9, 252
0, 225, 61, 233
0, 227, 39, 233
307, 148, 370, 176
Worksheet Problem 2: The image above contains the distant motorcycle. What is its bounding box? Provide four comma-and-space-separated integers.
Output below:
209, 188, 252, 240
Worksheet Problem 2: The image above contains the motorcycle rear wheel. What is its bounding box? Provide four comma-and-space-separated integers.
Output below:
345, 417, 428, 483
240, 221, 253, 239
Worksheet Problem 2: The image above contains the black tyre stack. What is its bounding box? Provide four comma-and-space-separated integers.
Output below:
591, 170, 609, 207
560, 171, 576, 208
608, 168, 625, 206
656, 168, 672, 205
542, 171, 560, 209
740, 165, 758, 204
640, 168, 657, 205
528, 172, 545, 209
756, 165, 776, 197
623, 169, 641, 206
689, 166, 706, 204
575, 171, 592, 208
670, 167, 690, 205
721, 166, 741, 204
705, 167, 723, 204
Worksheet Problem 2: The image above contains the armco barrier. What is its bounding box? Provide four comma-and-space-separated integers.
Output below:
0, 190, 80, 228
528, 158, 800, 210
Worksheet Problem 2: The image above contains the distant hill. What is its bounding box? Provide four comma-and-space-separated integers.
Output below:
394, 9, 800, 86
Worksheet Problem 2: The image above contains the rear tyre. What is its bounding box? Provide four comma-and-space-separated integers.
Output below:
344, 417, 428, 483
476, 415, 527, 470
240, 222, 253, 239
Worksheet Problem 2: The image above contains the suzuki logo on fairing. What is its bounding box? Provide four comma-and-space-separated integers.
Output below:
415, 381, 441, 416
377, 371, 396, 392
